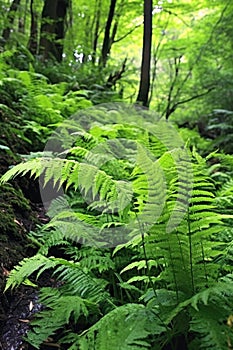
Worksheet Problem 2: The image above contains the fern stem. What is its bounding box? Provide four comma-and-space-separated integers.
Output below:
176, 232, 186, 273
167, 236, 179, 302
200, 240, 208, 286
174, 231, 186, 301
137, 219, 156, 295
187, 209, 195, 294
136, 215, 176, 350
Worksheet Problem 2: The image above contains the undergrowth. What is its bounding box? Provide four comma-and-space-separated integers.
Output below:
2, 103, 233, 350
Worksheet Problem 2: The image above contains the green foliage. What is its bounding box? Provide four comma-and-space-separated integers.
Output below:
198, 109, 233, 154
1, 2, 233, 347
71, 304, 166, 350
28, 288, 95, 349
2, 106, 233, 349
0, 182, 31, 239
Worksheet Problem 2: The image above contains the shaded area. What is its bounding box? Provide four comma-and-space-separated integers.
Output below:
1, 288, 42, 350
0, 118, 52, 349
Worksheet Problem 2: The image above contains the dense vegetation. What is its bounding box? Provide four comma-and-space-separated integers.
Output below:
1, 0, 233, 349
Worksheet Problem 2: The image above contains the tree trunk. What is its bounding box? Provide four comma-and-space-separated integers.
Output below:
55, 0, 69, 62
136, 0, 153, 107
92, 0, 102, 64
100, 0, 117, 67
2, 0, 21, 44
18, 0, 29, 34
39, 0, 58, 60
28, 0, 38, 55
39, 0, 69, 62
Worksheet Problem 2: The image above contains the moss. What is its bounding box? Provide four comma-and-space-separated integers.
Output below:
0, 106, 29, 153
0, 183, 31, 239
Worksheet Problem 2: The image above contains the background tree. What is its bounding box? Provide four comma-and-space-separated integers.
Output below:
1, 0, 233, 119
1, 0, 21, 45
39, 0, 69, 61
100, 0, 117, 66
28, 0, 38, 54
136, 0, 152, 107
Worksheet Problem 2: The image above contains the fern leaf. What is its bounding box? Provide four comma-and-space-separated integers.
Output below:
77, 304, 166, 350
0, 158, 43, 183
190, 305, 231, 350
5, 254, 55, 290
27, 287, 97, 349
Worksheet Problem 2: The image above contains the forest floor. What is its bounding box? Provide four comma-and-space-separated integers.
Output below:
0, 146, 56, 349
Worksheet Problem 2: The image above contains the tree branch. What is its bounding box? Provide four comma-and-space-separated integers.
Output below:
162, 8, 191, 27
174, 87, 215, 108
163, 1, 230, 119
113, 23, 142, 43
165, 87, 215, 119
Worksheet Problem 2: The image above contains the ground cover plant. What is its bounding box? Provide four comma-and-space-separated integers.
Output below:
1, 1, 233, 349
2, 104, 233, 350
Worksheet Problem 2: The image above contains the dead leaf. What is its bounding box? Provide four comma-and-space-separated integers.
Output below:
29, 300, 34, 311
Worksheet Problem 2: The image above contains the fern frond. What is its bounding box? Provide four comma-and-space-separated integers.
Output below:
27, 287, 98, 349
189, 305, 232, 350
0, 158, 44, 183
75, 304, 166, 350
54, 263, 109, 303
5, 254, 56, 290
67, 246, 115, 273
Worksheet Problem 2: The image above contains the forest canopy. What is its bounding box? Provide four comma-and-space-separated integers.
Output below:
1, 0, 232, 113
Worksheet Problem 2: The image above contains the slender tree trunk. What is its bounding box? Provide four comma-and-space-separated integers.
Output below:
39, 0, 68, 62
92, 0, 102, 64
82, 14, 91, 63
136, 0, 153, 107
2, 0, 21, 44
100, 0, 117, 67
18, 0, 29, 34
23, 0, 30, 33
28, 0, 38, 55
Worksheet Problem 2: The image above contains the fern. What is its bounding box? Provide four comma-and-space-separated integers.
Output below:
3, 106, 233, 349
67, 304, 166, 350
116, 151, 233, 349
27, 287, 98, 349
189, 304, 232, 350
5, 253, 113, 348
28, 226, 69, 256
4, 254, 56, 290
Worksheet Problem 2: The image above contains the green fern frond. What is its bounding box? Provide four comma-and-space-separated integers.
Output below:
5, 254, 56, 290
75, 304, 166, 350
54, 264, 109, 303
189, 274, 233, 311
122, 154, 228, 299
67, 246, 115, 273
0, 158, 44, 183
27, 287, 98, 349
189, 305, 232, 350
39, 230, 68, 255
